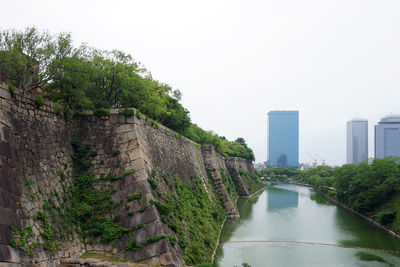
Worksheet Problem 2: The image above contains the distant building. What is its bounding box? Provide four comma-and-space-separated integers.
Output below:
268, 110, 299, 168
346, 118, 368, 164
375, 115, 400, 159
254, 161, 268, 170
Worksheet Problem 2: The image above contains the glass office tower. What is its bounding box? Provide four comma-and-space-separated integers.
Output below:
346, 118, 368, 164
268, 111, 299, 168
375, 115, 400, 159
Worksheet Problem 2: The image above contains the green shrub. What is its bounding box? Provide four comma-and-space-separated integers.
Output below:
24, 178, 35, 187
10, 225, 38, 256
123, 170, 134, 176
57, 172, 65, 183
374, 209, 397, 224
112, 150, 120, 156
35, 96, 43, 109
55, 102, 61, 115
7, 82, 16, 97
119, 108, 134, 117
128, 210, 134, 216
127, 190, 143, 201
174, 133, 181, 139
136, 110, 142, 119
89, 150, 98, 157
43, 240, 58, 254
89, 217, 128, 243
93, 108, 111, 117
102, 173, 121, 181
126, 236, 142, 251
148, 178, 158, 190
63, 105, 69, 121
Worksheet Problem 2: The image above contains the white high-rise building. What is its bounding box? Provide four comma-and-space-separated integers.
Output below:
347, 118, 368, 164
375, 115, 400, 159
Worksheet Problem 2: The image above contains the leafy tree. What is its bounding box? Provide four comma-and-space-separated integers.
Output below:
1, 27, 256, 161
0, 27, 73, 92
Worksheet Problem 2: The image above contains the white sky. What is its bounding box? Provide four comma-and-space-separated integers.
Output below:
1, 0, 400, 166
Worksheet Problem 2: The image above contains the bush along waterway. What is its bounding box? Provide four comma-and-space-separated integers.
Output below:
215, 183, 400, 267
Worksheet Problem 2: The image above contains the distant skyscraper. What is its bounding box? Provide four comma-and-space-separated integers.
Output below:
346, 118, 368, 164
268, 111, 299, 168
375, 115, 400, 159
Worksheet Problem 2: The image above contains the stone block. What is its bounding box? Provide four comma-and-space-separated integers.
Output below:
109, 115, 126, 124
1, 100, 10, 113
0, 224, 12, 244
0, 206, 20, 227
140, 256, 160, 266
126, 116, 138, 124
116, 131, 137, 144
0, 263, 22, 267
128, 206, 159, 226
0, 111, 11, 128
115, 124, 135, 134
119, 140, 139, 152
127, 149, 141, 161
0, 88, 11, 100
131, 159, 145, 171
159, 252, 174, 266
0, 244, 20, 263
133, 169, 147, 182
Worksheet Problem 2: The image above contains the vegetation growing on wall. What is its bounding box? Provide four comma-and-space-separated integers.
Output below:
0, 27, 254, 161
238, 170, 263, 193
220, 169, 239, 202
67, 138, 129, 244
259, 158, 400, 231
152, 175, 226, 265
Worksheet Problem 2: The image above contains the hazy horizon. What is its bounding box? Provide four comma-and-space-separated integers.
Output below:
1, 0, 399, 166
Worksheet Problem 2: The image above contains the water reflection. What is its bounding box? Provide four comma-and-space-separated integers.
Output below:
216, 183, 400, 267
334, 205, 400, 253
267, 187, 298, 211
309, 191, 334, 206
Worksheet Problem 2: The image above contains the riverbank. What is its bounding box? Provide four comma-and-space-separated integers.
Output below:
243, 185, 267, 199
280, 180, 400, 240
319, 191, 400, 239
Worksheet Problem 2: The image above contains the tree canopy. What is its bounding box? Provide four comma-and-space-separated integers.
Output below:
259, 158, 400, 226
0, 27, 255, 161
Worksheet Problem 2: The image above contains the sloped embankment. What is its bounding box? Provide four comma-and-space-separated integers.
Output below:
0, 83, 263, 266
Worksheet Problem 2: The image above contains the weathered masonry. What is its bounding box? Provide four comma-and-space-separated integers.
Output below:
0, 82, 260, 267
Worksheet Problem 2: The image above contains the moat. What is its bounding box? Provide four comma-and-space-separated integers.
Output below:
215, 183, 400, 267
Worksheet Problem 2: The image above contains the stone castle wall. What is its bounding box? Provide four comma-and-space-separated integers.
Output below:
0, 82, 83, 267
0, 83, 256, 266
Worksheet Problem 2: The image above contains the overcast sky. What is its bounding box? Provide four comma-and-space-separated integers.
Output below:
2, 0, 400, 166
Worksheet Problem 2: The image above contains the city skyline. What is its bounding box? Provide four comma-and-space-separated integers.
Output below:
2, 1, 400, 166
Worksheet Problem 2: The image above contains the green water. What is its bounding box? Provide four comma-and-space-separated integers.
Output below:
215, 183, 400, 267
